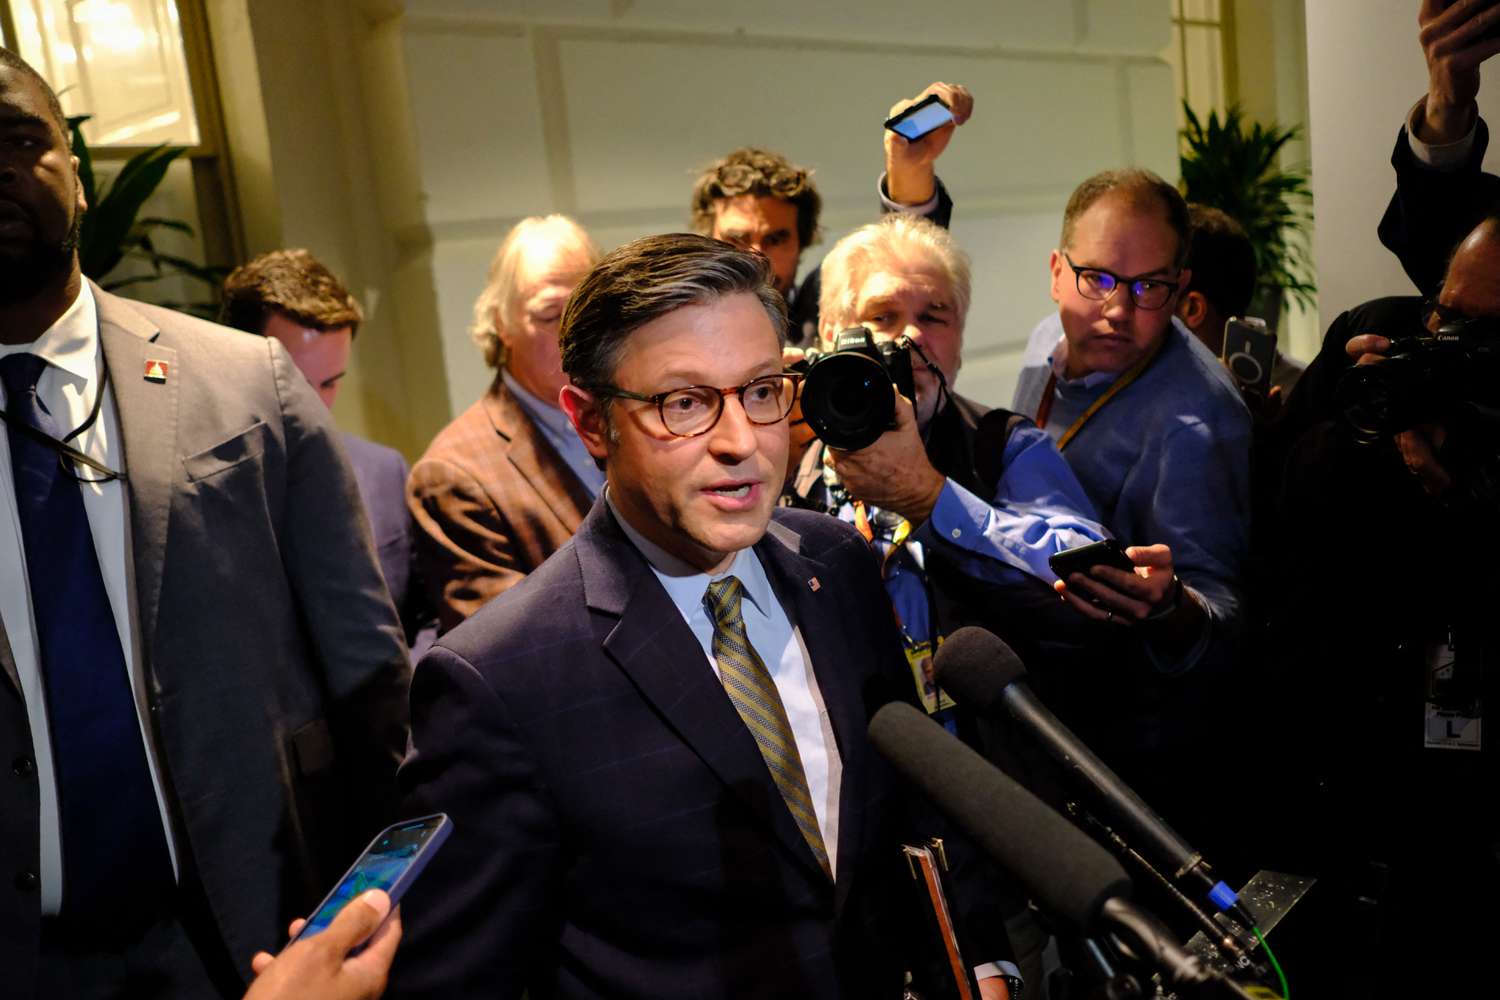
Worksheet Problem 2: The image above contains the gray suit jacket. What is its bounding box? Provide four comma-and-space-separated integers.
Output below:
0, 285, 412, 995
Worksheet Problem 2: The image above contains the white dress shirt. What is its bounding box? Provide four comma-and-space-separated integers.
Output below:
0, 283, 179, 913
607, 496, 843, 876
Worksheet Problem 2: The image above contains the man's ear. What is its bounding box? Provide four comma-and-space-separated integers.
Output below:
1048, 249, 1065, 304
71, 155, 87, 213
560, 384, 609, 459
1177, 289, 1209, 331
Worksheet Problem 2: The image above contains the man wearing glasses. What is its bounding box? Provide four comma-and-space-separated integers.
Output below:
392, 233, 1016, 999
1013, 169, 1250, 680
1010, 172, 1250, 851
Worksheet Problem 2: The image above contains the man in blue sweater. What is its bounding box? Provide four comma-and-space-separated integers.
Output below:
1013, 169, 1250, 680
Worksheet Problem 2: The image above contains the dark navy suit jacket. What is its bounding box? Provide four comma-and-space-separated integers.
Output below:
342, 432, 435, 657
389, 502, 1005, 999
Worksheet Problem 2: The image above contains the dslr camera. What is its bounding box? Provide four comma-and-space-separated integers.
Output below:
795, 328, 915, 450
1337, 316, 1500, 508
1337, 319, 1500, 443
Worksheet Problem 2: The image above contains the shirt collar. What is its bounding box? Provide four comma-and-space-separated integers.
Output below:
0, 282, 98, 384
605, 490, 773, 619
502, 370, 569, 436
1046, 330, 1120, 389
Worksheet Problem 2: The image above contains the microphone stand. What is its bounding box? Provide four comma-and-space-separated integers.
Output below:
1098, 899, 1261, 1000
1069, 805, 1258, 971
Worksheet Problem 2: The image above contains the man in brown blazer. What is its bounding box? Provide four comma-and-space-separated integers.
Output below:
408, 215, 601, 631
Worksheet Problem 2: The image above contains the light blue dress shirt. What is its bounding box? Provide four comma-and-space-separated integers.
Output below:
502, 371, 606, 497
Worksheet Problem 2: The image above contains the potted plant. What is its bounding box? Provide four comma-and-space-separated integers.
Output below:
69, 116, 227, 318
1177, 103, 1315, 329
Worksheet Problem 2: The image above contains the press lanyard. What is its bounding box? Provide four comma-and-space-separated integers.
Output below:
1034, 338, 1164, 451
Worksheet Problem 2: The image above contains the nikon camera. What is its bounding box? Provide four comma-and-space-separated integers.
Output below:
796, 328, 916, 450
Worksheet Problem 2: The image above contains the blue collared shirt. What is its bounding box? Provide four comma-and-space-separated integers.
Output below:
1013, 313, 1251, 674
502, 371, 606, 497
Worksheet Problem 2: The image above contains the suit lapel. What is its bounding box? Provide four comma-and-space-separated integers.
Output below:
756, 519, 871, 909
485, 383, 592, 533
576, 504, 833, 885
94, 285, 178, 651
0, 620, 17, 697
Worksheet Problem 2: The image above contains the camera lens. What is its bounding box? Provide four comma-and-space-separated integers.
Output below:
800, 351, 895, 450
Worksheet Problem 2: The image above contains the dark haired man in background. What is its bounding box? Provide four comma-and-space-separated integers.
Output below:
1178, 204, 1304, 398
222, 249, 433, 654
690, 82, 972, 344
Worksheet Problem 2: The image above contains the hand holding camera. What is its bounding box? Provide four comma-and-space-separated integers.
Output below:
1337, 317, 1500, 501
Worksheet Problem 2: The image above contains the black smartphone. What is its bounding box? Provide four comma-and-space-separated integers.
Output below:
1048, 539, 1135, 580
1220, 316, 1277, 396
288, 813, 452, 944
884, 94, 954, 142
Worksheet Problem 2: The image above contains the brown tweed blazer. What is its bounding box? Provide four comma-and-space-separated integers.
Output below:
408, 377, 594, 632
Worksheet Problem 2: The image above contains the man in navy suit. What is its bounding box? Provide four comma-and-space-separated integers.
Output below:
391, 234, 1015, 998
222, 249, 435, 655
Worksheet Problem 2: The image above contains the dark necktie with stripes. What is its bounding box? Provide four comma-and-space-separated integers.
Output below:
703, 575, 831, 879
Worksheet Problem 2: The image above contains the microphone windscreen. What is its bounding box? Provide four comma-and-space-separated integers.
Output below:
868, 702, 1131, 934
933, 626, 1027, 713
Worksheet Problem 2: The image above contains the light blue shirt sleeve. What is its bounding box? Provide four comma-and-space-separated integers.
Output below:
919, 422, 1109, 585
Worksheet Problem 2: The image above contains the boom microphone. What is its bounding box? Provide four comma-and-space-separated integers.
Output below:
868, 703, 1258, 999
867, 700, 1131, 934
932, 627, 1255, 926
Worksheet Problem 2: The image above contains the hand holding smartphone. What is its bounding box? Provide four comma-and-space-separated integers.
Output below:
289, 813, 451, 946
1047, 539, 1135, 581
884, 94, 955, 143
1220, 316, 1277, 397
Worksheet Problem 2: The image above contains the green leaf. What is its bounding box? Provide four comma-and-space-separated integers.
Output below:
1178, 100, 1316, 301
79, 144, 187, 279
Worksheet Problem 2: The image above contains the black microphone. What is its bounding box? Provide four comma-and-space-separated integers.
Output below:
868, 703, 1257, 999
932, 627, 1258, 930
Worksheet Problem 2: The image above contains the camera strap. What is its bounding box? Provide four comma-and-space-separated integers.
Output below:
1034, 336, 1164, 451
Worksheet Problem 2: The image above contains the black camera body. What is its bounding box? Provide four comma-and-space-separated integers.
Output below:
797, 328, 916, 450
1337, 322, 1500, 444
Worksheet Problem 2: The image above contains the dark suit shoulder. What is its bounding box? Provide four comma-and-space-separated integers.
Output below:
426, 532, 589, 669
342, 432, 409, 488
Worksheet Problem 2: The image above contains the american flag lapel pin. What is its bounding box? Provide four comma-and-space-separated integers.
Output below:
808, 577, 821, 592
143, 359, 169, 383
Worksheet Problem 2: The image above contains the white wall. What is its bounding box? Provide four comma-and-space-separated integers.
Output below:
370, 0, 1183, 421
1305, 0, 1500, 337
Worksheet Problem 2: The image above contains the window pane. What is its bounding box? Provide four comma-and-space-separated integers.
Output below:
14, 0, 199, 147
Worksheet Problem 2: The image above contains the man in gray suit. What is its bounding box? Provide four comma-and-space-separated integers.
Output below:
0, 49, 411, 999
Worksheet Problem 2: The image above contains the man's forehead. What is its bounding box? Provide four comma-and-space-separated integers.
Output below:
856, 266, 954, 306
712, 195, 797, 231
1441, 221, 1500, 313
0, 68, 59, 127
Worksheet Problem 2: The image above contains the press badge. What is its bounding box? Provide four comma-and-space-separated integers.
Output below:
1423, 629, 1481, 752
907, 639, 955, 716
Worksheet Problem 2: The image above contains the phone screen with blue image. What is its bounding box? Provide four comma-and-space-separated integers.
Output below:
888, 98, 954, 141
295, 814, 451, 940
